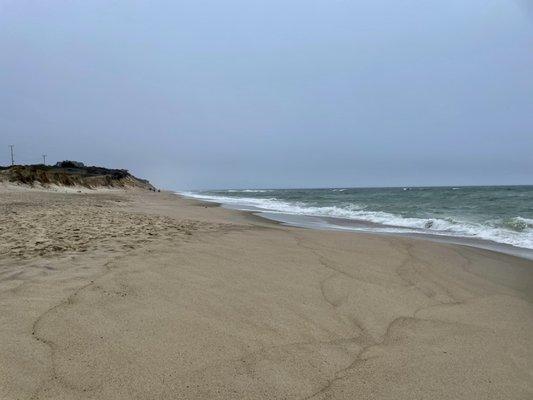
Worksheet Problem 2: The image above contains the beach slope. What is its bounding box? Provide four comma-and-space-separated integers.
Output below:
1, 186, 531, 399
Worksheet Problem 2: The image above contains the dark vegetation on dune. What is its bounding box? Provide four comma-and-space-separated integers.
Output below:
0, 161, 156, 190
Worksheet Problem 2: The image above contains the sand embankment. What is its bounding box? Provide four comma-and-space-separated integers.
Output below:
1, 185, 531, 399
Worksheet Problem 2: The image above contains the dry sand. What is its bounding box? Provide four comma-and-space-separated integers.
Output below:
1, 184, 532, 399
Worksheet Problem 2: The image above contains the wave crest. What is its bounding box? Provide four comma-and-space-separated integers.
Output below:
178, 191, 533, 249
499, 217, 533, 232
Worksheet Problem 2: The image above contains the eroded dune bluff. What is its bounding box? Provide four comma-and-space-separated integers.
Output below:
0, 161, 155, 190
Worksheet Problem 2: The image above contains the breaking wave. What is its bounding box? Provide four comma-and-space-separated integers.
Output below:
178, 191, 533, 250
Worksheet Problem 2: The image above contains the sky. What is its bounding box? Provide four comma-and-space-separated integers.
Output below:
1, 0, 532, 190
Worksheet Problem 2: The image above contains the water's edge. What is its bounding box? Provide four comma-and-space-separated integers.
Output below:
178, 192, 533, 261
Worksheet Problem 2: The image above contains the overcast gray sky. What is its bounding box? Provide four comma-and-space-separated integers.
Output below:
1, 0, 532, 189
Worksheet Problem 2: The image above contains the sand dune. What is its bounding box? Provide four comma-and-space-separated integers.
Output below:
1, 185, 531, 399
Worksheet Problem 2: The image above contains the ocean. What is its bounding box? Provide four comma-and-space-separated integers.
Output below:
181, 186, 533, 253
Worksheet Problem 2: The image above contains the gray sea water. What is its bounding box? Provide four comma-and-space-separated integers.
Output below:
181, 186, 533, 253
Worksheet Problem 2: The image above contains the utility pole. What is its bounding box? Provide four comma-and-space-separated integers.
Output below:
42, 154, 47, 165
9, 145, 14, 166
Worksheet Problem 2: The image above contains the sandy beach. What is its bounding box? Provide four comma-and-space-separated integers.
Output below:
1, 184, 532, 399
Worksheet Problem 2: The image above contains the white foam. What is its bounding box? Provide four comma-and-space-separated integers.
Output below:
178, 191, 533, 250
227, 189, 271, 193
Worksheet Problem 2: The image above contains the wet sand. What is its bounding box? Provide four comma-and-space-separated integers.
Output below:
1, 184, 532, 399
